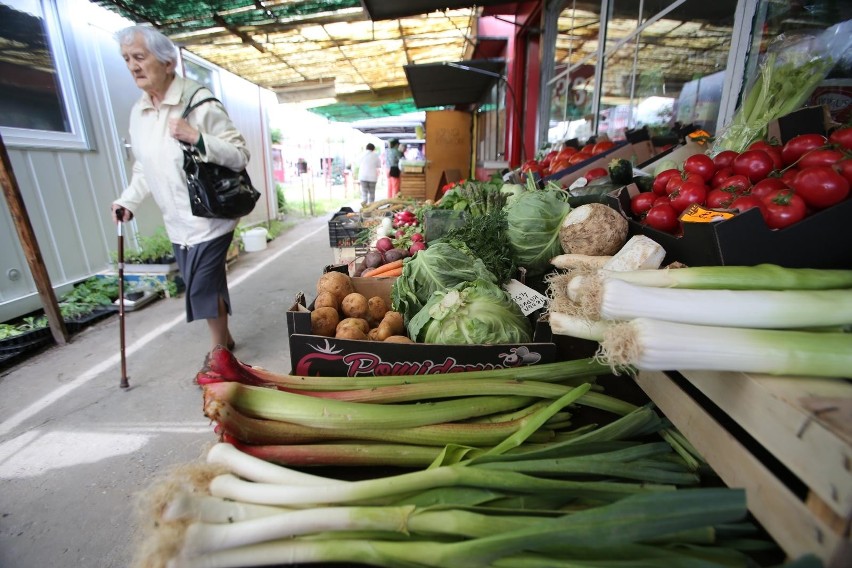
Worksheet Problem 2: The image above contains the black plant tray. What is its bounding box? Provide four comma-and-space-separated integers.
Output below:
65, 308, 115, 334
0, 327, 53, 354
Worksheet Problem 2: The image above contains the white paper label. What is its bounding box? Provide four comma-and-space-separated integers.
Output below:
504, 279, 549, 316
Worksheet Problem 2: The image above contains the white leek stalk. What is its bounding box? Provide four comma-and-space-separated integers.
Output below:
548, 312, 611, 341
587, 278, 852, 329
601, 264, 852, 290
206, 443, 348, 486
599, 318, 852, 378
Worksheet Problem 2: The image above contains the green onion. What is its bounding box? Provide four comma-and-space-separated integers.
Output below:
599, 317, 852, 378
601, 264, 852, 290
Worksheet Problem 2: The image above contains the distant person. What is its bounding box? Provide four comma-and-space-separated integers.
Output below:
357, 143, 380, 205
384, 138, 403, 198
109, 25, 250, 354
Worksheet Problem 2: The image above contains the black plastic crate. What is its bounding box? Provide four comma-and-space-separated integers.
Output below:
327, 208, 363, 248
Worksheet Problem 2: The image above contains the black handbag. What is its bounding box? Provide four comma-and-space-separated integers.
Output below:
181, 87, 260, 219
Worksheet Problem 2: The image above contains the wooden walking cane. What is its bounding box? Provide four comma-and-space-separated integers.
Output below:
116, 206, 129, 389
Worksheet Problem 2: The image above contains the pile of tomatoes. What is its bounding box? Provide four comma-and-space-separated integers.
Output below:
631, 127, 852, 233
523, 140, 618, 178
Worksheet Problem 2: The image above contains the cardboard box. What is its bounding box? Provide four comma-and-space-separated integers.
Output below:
544, 140, 656, 188
286, 277, 557, 377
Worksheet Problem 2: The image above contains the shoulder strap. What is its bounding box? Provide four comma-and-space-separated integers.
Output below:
182, 86, 222, 119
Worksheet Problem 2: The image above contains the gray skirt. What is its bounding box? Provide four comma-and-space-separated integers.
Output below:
172, 231, 233, 322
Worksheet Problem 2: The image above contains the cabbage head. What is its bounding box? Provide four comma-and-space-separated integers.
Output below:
391, 242, 497, 325
407, 279, 532, 345
505, 187, 571, 277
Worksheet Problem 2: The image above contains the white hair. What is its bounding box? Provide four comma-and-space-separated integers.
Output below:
115, 25, 177, 64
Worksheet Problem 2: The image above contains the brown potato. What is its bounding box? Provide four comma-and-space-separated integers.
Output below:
314, 291, 339, 311
366, 296, 389, 325
375, 311, 405, 341
367, 328, 381, 341
310, 306, 339, 337
336, 317, 370, 336
384, 335, 414, 343
341, 293, 369, 319
316, 271, 354, 304
335, 325, 368, 340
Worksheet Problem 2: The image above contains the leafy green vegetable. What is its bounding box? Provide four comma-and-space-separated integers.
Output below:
442, 209, 516, 284
391, 243, 498, 325
504, 185, 571, 277
435, 175, 507, 216
407, 279, 533, 345
608, 158, 633, 185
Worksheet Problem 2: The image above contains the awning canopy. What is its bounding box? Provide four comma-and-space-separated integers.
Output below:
404, 59, 505, 108
361, 0, 512, 21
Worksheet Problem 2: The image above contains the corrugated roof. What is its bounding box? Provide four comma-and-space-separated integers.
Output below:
93, 1, 482, 121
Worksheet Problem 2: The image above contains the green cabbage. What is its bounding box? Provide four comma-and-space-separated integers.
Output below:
505, 187, 571, 277
407, 279, 532, 345
391, 242, 497, 325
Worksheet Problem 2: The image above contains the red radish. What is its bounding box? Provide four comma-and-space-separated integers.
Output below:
376, 236, 394, 252
410, 232, 424, 242
409, 242, 427, 255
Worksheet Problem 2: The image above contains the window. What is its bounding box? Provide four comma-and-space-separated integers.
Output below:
0, 0, 90, 149
476, 80, 507, 164
181, 51, 221, 98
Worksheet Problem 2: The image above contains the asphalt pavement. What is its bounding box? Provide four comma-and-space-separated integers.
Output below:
0, 211, 342, 567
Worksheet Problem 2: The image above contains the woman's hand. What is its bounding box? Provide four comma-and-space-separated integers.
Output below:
111, 203, 134, 223
168, 117, 201, 145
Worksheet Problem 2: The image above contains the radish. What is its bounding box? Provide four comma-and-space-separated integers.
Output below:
376, 237, 394, 252
410, 233, 424, 243
409, 242, 427, 255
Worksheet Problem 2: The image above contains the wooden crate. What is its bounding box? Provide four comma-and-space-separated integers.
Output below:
635, 370, 851, 567
399, 172, 426, 199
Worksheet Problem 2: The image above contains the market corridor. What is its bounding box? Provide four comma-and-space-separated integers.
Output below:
0, 213, 338, 568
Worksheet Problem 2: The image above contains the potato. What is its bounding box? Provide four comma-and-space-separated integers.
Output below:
384, 335, 414, 343
314, 291, 339, 311
316, 271, 355, 304
341, 293, 369, 319
375, 311, 405, 341
336, 317, 370, 336
366, 296, 389, 325
559, 203, 628, 256
367, 328, 381, 341
335, 326, 368, 340
311, 306, 339, 337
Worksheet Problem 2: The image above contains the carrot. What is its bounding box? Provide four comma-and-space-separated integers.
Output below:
364, 260, 404, 277
369, 267, 402, 278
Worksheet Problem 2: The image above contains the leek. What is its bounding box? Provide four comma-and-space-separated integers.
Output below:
599, 317, 852, 378
580, 278, 852, 329
601, 264, 852, 290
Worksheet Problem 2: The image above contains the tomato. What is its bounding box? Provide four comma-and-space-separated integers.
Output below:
790, 166, 850, 210
568, 152, 593, 165
521, 160, 542, 177
730, 195, 768, 221
717, 174, 751, 194
705, 187, 740, 208
711, 167, 734, 188
556, 147, 577, 161
748, 141, 783, 170
732, 149, 774, 182
780, 167, 800, 185
829, 127, 852, 151
669, 181, 707, 213
581, 144, 596, 154
797, 148, 846, 169
630, 192, 657, 217
652, 169, 681, 195
762, 189, 808, 229
682, 154, 716, 182
644, 203, 680, 233
665, 172, 702, 195
749, 177, 788, 199
653, 195, 670, 207
549, 158, 572, 174
712, 150, 739, 171
833, 159, 852, 185
540, 150, 558, 169
584, 167, 608, 182
592, 140, 616, 154
781, 133, 827, 166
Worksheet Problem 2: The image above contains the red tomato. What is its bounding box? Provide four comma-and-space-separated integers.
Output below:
717, 174, 751, 194
829, 127, 852, 151
712, 150, 739, 171
748, 141, 784, 170
780, 167, 800, 185
584, 167, 608, 182
797, 148, 846, 169
581, 144, 596, 154
549, 158, 571, 174
521, 160, 542, 176
749, 177, 788, 199
705, 187, 741, 209
556, 147, 577, 161
540, 150, 558, 168
669, 181, 707, 213
630, 192, 657, 217
592, 140, 616, 154
790, 166, 851, 210
652, 169, 681, 195
762, 189, 808, 229
644, 203, 680, 233
665, 172, 702, 195
781, 133, 827, 166
730, 195, 768, 221
711, 167, 734, 188
732, 149, 774, 182
568, 152, 593, 165
833, 159, 852, 185
653, 196, 670, 207
682, 154, 716, 182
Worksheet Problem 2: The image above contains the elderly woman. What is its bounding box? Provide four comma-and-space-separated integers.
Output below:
110, 25, 250, 353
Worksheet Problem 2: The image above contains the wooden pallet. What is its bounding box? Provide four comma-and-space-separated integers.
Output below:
399, 173, 426, 199
635, 370, 851, 567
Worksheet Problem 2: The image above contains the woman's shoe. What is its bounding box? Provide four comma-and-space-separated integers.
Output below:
226, 339, 236, 351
